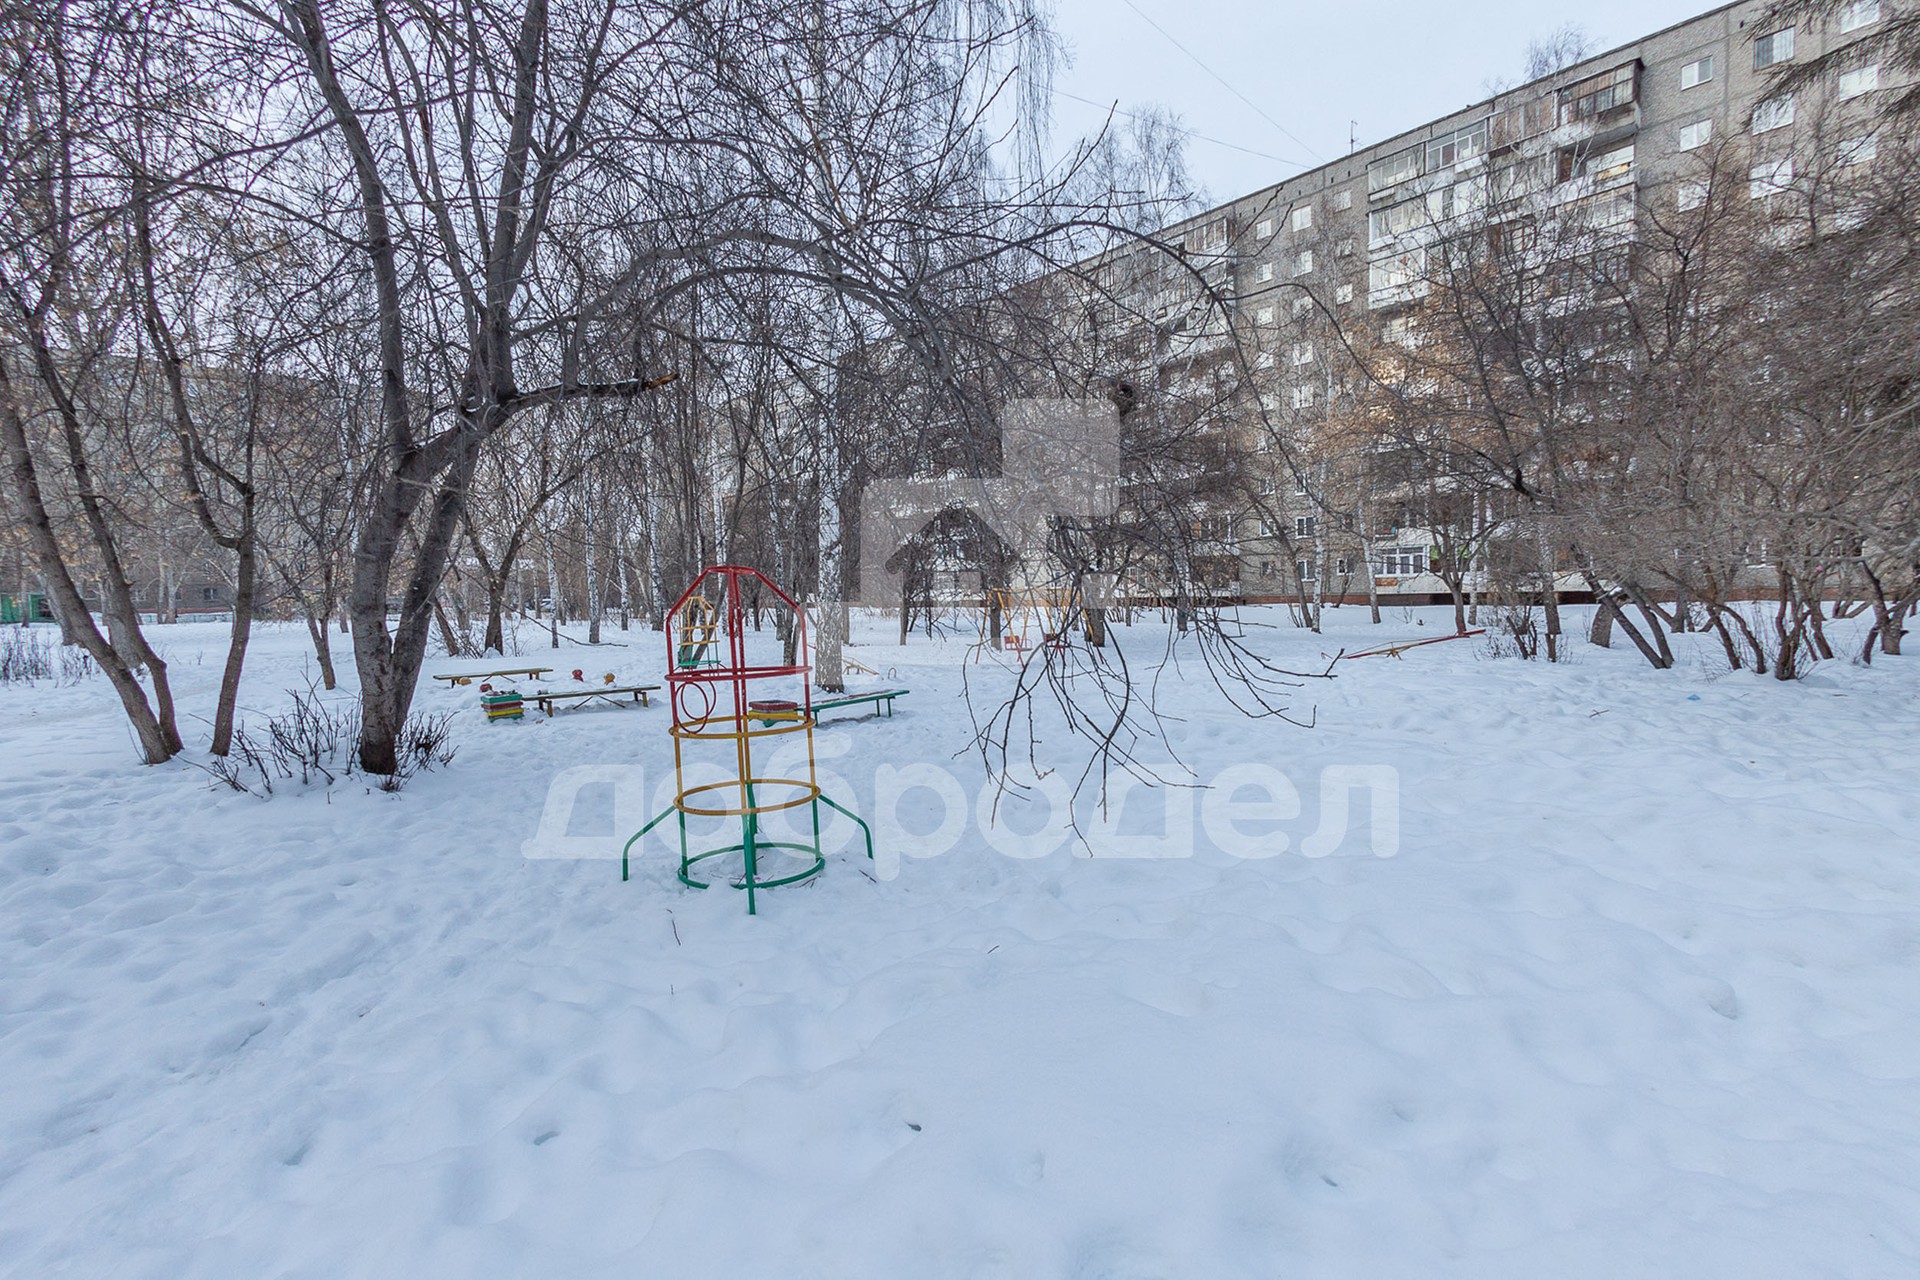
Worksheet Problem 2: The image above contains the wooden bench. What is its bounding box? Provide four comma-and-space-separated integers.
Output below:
811, 689, 909, 723
532, 685, 660, 716
746, 690, 909, 726
433, 666, 552, 686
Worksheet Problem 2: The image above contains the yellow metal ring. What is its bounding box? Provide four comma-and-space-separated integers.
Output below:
675, 777, 823, 818
670, 715, 816, 741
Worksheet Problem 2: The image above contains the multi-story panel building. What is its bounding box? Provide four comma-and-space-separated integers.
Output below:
1089, 0, 1904, 606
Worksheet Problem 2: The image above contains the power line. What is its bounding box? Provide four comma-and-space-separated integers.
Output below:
1117, 0, 1326, 164
1057, 90, 1304, 167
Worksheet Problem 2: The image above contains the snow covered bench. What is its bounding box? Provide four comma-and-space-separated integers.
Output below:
432, 665, 553, 686
749, 690, 908, 726
531, 685, 659, 716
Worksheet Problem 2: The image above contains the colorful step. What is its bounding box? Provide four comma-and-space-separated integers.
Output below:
481, 692, 524, 722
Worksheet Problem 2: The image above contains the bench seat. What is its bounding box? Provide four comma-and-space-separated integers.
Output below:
798, 689, 909, 723
532, 685, 660, 716
433, 666, 553, 686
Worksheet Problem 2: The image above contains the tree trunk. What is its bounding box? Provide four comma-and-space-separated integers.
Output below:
1805, 577, 1835, 661
1772, 570, 1807, 681
483, 576, 508, 656
544, 533, 561, 648
0, 362, 179, 762
617, 532, 633, 631
1861, 561, 1898, 659
1353, 497, 1381, 625
1620, 583, 1676, 668
433, 592, 463, 657
1710, 612, 1743, 671
209, 536, 258, 757
898, 569, 912, 646
350, 434, 484, 776
814, 415, 847, 692
1726, 604, 1769, 674
585, 485, 603, 645
1588, 597, 1613, 647
642, 474, 667, 629
1584, 575, 1672, 669
1535, 524, 1562, 662
306, 611, 338, 689
1312, 536, 1327, 627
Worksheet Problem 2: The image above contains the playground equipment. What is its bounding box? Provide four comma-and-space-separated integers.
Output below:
673, 594, 721, 670
1338, 629, 1486, 660
0, 593, 52, 625
481, 689, 525, 721
975, 586, 1075, 657
622, 566, 874, 915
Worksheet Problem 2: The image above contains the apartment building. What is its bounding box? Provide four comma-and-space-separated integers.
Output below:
1093, 0, 1902, 606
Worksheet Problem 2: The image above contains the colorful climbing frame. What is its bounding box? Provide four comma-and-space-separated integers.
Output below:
622, 566, 874, 914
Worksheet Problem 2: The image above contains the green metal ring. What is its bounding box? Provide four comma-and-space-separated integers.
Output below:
677, 840, 825, 891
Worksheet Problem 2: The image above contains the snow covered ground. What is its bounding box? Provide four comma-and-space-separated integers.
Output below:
1, 605, 1917, 1277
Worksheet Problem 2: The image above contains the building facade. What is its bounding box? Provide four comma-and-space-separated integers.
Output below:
1091, 0, 1903, 607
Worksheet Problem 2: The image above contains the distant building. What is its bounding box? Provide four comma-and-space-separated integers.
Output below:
1086, 0, 1902, 605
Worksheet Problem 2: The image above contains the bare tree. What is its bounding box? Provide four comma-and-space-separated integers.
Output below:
0, 1, 184, 761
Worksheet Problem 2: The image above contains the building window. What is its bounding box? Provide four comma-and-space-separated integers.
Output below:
1369, 250, 1425, 304
1185, 219, 1228, 252
1679, 118, 1713, 150
1425, 120, 1489, 171
1839, 0, 1880, 33
1254, 218, 1273, 239
1254, 261, 1274, 283
1368, 145, 1422, 193
1677, 179, 1709, 211
1375, 546, 1429, 577
1290, 341, 1315, 366
1335, 283, 1354, 304
1750, 157, 1794, 198
1753, 28, 1795, 69
1290, 385, 1315, 410
1291, 205, 1313, 232
1295, 515, 1318, 538
1590, 142, 1635, 182
1336, 557, 1352, 576
1293, 473, 1310, 494
1681, 55, 1714, 89
1259, 560, 1277, 579
1369, 198, 1423, 245
201, 586, 217, 603
1559, 64, 1637, 123
1332, 189, 1353, 211
1752, 94, 1795, 133
1291, 296, 1312, 317
1839, 133, 1878, 167
1296, 559, 1317, 581
1293, 250, 1315, 276
1839, 64, 1879, 99
1582, 187, 1635, 228
1254, 305, 1275, 325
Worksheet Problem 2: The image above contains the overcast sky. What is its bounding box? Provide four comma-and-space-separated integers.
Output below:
1047, 0, 1706, 200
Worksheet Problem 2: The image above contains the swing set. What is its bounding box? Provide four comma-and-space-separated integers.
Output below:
980, 586, 1074, 654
